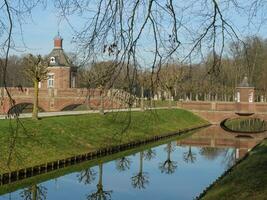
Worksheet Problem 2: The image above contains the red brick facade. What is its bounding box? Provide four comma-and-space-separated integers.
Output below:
0, 35, 132, 115
40, 67, 72, 89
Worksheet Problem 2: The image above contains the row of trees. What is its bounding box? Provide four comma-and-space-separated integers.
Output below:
2, 37, 267, 93
78, 36, 267, 102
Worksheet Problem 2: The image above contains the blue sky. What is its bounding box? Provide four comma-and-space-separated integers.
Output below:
11, 3, 76, 56
9, 1, 267, 60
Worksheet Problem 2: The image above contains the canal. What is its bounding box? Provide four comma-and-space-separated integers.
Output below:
0, 125, 265, 200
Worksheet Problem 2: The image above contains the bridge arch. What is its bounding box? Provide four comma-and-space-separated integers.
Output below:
61, 104, 84, 111
7, 103, 45, 115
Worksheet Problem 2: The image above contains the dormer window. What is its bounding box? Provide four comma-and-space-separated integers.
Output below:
50, 57, 56, 65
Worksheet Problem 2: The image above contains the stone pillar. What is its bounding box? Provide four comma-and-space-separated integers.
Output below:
196, 93, 199, 101
211, 102, 216, 110
261, 95, 264, 102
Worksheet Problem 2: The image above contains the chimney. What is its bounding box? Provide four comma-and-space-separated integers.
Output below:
54, 34, 63, 49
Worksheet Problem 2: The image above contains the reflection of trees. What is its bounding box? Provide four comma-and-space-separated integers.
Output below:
199, 147, 226, 160
78, 168, 97, 185
20, 184, 47, 200
200, 147, 237, 168
159, 142, 177, 174
222, 149, 236, 169
183, 146, 196, 163
115, 156, 131, 172
131, 152, 149, 189
226, 118, 267, 132
87, 163, 112, 200
144, 148, 156, 161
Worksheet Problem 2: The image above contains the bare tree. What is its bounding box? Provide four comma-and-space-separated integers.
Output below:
183, 146, 196, 163
87, 163, 112, 200
115, 156, 131, 172
78, 167, 97, 185
24, 54, 48, 120
131, 151, 149, 189
20, 184, 47, 200
53, 0, 248, 94
159, 63, 184, 107
159, 142, 177, 174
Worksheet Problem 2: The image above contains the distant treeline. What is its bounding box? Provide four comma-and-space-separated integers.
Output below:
1, 36, 267, 101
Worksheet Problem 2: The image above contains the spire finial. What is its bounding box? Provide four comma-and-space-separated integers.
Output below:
54, 32, 63, 49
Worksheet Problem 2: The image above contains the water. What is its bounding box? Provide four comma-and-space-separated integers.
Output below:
0, 125, 263, 200
224, 118, 267, 132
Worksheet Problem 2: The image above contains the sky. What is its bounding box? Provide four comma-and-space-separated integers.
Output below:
11, 3, 76, 56
8, 1, 267, 61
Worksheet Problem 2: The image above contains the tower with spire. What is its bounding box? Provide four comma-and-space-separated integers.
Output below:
235, 76, 255, 114
40, 33, 77, 89
236, 76, 254, 103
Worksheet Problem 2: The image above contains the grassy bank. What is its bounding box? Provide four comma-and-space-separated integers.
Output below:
0, 109, 207, 173
201, 139, 267, 200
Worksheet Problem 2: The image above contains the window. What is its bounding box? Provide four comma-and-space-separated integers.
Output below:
71, 73, 76, 88
237, 92, 240, 102
47, 74, 54, 88
249, 92, 253, 103
38, 82, 42, 88
50, 57, 56, 65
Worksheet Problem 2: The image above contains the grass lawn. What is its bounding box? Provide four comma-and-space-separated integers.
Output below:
72, 100, 177, 111
201, 139, 267, 200
144, 100, 177, 107
0, 109, 207, 173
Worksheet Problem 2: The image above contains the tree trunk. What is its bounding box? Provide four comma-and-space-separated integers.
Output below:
86, 89, 90, 110
141, 86, 144, 111
168, 90, 172, 109
139, 152, 143, 174
99, 163, 103, 187
32, 184, 37, 200
99, 89, 104, 115
32, 80, 39, 120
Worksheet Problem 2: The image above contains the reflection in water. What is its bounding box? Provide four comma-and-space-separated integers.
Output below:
131, 152, 149, 189
199, 147, 235, 169
20, 184, 47, 200
115, 157, 131, 172
143, 149, 156, 161
87, 163, 112, 200
78, 168, 97, 185
1, 125, 266, 200
221, 149, 236, 169
159, 142, 177, 174
224, 118, 267, 132
199, 147, 226, 160
183, 146, 196, 163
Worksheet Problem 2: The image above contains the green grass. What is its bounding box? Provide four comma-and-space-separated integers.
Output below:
71, 100, 177, 111
0, 109, 207, 173
144, 100, 177, 107
201, 139, 267, 200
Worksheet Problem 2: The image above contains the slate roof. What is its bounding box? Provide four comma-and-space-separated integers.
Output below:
238, 76, 252, 87
48, 48, 73, 67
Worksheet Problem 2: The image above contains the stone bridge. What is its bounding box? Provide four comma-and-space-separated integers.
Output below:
0, 87, 132, 115
177, 101, 267, 124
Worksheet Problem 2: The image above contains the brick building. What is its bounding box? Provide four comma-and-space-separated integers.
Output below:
236, 76, 254, 103
40, 34, 77, 89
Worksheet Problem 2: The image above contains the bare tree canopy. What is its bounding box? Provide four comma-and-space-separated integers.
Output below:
53, 1, 266, 68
